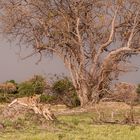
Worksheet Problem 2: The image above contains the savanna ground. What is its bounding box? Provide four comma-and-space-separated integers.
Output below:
0, 102, 140, 140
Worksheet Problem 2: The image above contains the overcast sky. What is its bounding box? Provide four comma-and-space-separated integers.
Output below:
0, 38, 140, 84
0, 38, 68, 83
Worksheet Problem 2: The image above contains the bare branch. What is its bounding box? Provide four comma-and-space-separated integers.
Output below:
20, 51, 38, 60
35, 52, 43, 65
126, 10, 139, 48
75, 17, 85, 73
90, 7, 119, 76
100, 7, 119, 50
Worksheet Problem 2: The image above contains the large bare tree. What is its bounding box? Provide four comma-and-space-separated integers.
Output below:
0, 0, 140, 106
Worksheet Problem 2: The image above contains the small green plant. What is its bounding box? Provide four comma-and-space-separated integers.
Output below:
13, 118, 25, 130
2, 120, 13, 128
71, 118, 79, 126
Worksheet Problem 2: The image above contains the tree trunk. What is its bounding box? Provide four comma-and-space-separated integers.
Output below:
74, 79, 102, 106
76, 82, 90, 106
78, 92, 89, 106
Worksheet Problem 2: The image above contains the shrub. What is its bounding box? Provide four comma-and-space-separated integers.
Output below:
39, 94, 56, 103
136, 84, 140, 94
136, 84, 140, 103
0, 94, 7, 103
0, 91, 18, 103
0, 82, 17, 94
71, 91, 81, 107
18, 75, 46, 97
52, 77, 80, 107
18, 82, 34, 97
52, 77, 74, 94
6, 80, 18, 94
28, 75, 46, 94
6, 80, 18, 86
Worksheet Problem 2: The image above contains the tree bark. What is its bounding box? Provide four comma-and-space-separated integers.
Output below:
76, 81, 90, 106
77, 89, 89, 107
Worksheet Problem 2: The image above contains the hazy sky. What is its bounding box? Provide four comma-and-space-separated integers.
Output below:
0, 38, 68, 83
0, 38, 140, 84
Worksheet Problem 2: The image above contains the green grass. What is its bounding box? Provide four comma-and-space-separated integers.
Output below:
0, 112, 140, 140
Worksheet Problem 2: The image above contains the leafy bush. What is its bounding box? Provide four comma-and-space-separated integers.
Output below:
136, 84, 140, 103
0, 94, 7, 103
70, 91, 81, 107
52, 77, 74, 94
39, 94, 56, 103
18, 75, 46, 97
6, 80, 18, 86
0, 92, 17, 103
18, 82, 34, 97
0, 82, 17, 94
52, 77, 80, 107
28, 75, 46, 94
136, 84, 140, 94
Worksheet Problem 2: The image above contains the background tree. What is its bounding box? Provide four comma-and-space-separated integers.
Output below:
0, 0, 140, 106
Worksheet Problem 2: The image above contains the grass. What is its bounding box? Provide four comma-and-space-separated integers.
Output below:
0, 102, 140, 140
0, 86, 139, 139
1, 125, 140, 140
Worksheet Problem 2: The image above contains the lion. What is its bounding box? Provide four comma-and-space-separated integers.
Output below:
8, 95, 41, 114
36, 103, 56, 121
8, 95, 56, 120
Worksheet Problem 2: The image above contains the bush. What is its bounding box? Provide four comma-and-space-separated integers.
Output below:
0, 82, 17, 94
136, 84, 140, 103
0, 92, 17, 103
52, 77, 74, 94
70, 91, 81, 107
28, 75, 46, 94
0, 94, 7, 103
39, 94, 56, 103
6, 80, 18, 86
5, 80, 18, 94
52, 77, 80, 107
136, 84, 140, 94
17, 82, 34, 97
17, 75, 46, 97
